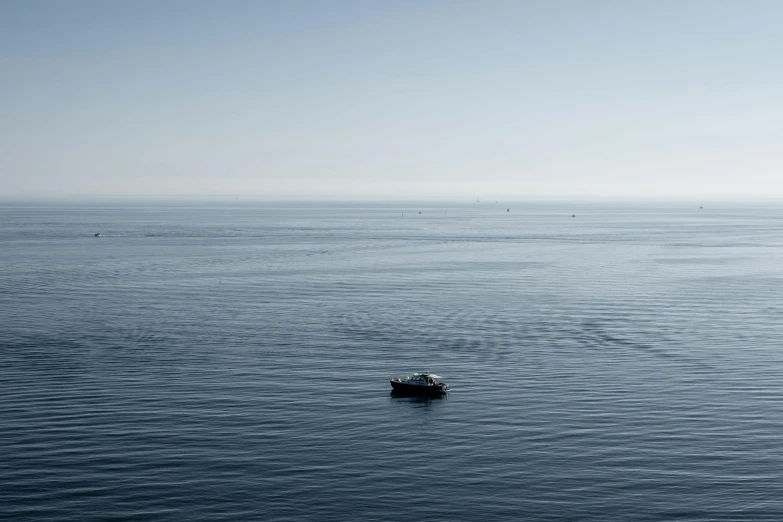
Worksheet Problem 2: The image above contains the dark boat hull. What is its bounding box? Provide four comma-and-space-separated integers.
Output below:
390, 380, 448, 396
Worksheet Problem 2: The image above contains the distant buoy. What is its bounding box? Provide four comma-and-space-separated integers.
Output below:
507, 209, 509, 212
419, 212, 421, 214
571, 215, 576, 218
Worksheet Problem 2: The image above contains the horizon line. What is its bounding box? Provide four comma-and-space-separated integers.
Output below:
3, 194, 783, 204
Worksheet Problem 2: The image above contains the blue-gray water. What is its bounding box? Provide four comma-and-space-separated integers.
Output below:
2, 201, 783, 521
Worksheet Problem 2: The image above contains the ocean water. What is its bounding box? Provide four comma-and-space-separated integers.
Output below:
2, 200, 783, 521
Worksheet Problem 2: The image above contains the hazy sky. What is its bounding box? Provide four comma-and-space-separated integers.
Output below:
2, 0, 782, 200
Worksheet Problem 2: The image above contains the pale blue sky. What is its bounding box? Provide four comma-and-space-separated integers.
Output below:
2, 0, 782, 200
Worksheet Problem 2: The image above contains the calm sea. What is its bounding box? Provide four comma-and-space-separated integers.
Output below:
2, 200, 783, 521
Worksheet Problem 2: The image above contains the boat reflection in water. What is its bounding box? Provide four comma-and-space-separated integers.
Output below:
389, 372, 449, 397
389, 391, 447, 407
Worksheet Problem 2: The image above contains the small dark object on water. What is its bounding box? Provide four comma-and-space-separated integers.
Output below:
507, 209, 509, 212
572, 215, 576, 218
390, 372, 449, 396
94, 233, 103, 237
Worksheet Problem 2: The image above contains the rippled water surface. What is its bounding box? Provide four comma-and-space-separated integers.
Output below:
2, 201, 783, 521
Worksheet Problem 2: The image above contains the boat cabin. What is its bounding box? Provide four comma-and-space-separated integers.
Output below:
409, 373, 441, 385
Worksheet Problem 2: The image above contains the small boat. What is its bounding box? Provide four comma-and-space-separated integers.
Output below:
390, 372, 449, 396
